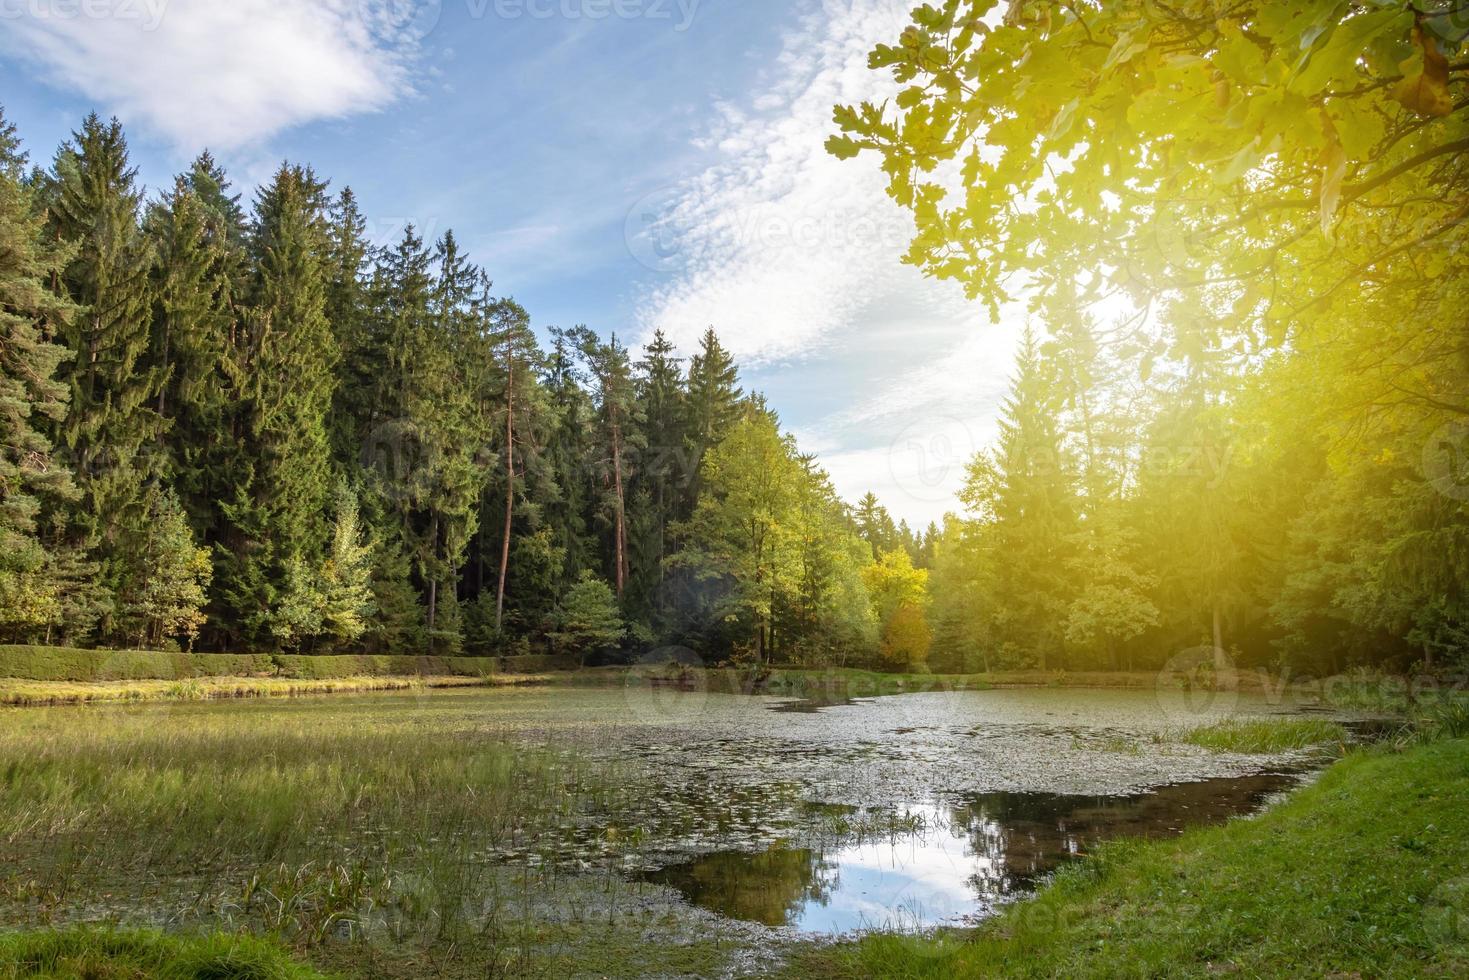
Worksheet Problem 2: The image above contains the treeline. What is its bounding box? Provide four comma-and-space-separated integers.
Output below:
0, 111, 929, 665
927, 307, 1468, 677
853, 2, 1469, 678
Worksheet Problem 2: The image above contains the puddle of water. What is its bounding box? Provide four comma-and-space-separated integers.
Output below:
643, 771, 1300, 934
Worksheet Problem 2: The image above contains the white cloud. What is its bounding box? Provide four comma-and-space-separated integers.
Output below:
632, 0, 1023, 524
632, 0, 935, 363
0, 0, 422, 150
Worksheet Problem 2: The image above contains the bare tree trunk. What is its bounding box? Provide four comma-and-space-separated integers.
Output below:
427, 517, 440, 637
495, 367, 515, 633
612, 413, 627, 598
1212, 600, 1227, 669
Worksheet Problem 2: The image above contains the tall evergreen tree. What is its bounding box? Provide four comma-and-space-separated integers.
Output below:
324, 187, 373, 463
46, 115, 171, 639
962, 327, 1078, 669
631, 329, 687, 620
542, 328, 596, 584
573, 328, 642, 599
147, 177, 235, 538
216, 163, 337, 646
486, 297, 541, 633
0, 108, 82, 640
682, 327, 742, 513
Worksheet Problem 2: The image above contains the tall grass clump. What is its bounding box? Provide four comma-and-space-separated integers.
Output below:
1414, 698, 1469, 743
1183, 717, 1346, 754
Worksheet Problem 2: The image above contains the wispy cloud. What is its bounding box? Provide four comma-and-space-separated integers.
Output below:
630, 0, 1022, 523
0, 0, 422, 151
631, 0, 934, 364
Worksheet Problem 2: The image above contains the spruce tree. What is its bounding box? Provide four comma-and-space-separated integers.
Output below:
217, 164, 338, 646
970, 327, 1078, 669
0, 108, 82, 640
682, 327, 742, 513
147, 177, 235, 538
631, 329, 687, 620
542, 328, 596, 585
46, 114, 169, 639
324, 187, 373, 463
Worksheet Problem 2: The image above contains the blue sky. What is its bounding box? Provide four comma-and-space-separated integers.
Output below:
0, 0, 1022, 526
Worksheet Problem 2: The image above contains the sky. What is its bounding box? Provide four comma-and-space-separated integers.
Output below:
0, 0, 1024, 527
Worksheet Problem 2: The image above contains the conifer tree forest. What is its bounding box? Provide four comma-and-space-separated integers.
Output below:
3, 46, 1468, 678
0, 110, 909, 663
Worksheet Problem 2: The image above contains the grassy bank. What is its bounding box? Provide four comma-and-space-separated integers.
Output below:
796, 738, 1469, 978
0, 646, 573, 684
0, 674, 532, 707
0, 927, 324, 979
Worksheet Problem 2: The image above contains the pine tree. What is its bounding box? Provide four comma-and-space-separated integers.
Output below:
147, 176, 235, 539
217, 163, 338, 646
631, 329, 687, 620
485, 297, 541, 633
0, 108, 82, 640
572, 328, 642, 599
46, 115, 172, 640
682, 327, 742, 512
963, 327, 1077, 669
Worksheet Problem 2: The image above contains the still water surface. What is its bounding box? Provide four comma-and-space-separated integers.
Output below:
644, 771, 1300, 932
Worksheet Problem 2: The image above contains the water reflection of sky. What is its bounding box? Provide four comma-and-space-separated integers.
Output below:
791, 806, 978, 933
646, 773, 1300, 934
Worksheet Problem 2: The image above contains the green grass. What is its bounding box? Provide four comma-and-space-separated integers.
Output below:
0, 674, 521, 707
794, 739, 1469, 978
0, 646, 574, 685
0, 695, 636, 975
0, 927, 325, 979
1181, 716, 1347, 753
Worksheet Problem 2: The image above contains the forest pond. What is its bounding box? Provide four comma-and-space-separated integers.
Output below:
458, 685, 1330, 935
0, 684, 1345, 970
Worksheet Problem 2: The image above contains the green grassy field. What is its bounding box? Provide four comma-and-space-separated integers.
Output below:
0, 694, 638, 977
0, 927, 325, 980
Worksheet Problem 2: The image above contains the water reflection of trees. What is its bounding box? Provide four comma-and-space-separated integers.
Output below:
647, 846, 832, 926
648, 773, 1298, 928
950, 774, 1298, 902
